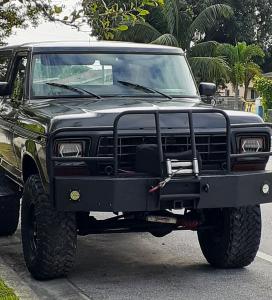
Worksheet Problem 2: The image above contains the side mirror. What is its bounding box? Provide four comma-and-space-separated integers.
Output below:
199, 82, 216, 97
0, 82, 9, 96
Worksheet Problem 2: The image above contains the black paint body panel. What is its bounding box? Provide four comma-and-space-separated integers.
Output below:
54, 171, 272, 212
0, 41, 271, 214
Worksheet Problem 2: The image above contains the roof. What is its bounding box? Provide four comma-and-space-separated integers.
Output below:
263, 72, 272, 78
1, 41, 183, 54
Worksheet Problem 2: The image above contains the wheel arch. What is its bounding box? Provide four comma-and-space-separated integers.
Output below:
22, 153, 48, 191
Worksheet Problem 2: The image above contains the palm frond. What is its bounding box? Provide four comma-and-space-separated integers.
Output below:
217, 42, 264, 66
151, 33, 179, 46
216, 43, 238, 65
189, 4, 233, 38
116, 21, 161, 43
162, 0, 180, 35
242, 44, 265, 62
232, 62, 246, 85
244, 62, 262, 83
189, 41, 219, 57
145, 3, 169, 34
189, 56, 230, 82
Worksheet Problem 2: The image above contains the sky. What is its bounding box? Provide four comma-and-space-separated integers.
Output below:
6, 22, 92, 45
6, 0, 93, 45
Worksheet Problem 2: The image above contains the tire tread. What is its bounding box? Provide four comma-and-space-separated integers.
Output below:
21, 175, 77, 280
198, 206, 261, 268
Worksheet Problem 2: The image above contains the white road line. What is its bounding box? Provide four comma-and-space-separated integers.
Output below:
257, 251, 272, 263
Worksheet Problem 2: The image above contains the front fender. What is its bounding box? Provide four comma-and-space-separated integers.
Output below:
22, 140, 48, 192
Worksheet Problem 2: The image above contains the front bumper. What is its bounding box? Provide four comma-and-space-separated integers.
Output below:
54, 171, 272, 212
49, 108, 272, 212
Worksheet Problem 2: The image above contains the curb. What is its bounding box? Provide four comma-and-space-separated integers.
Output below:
0, 243, 39, 300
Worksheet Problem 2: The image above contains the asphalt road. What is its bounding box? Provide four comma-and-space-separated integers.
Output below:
0, 206, 271, 300
1, 171, 272, 299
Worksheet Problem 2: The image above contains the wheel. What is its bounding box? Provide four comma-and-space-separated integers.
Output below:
197, 206, 261, 268
0, 172, 20, 236
21, 175, 77, 280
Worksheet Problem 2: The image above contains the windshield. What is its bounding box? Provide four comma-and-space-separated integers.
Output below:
31, 53, 198, 99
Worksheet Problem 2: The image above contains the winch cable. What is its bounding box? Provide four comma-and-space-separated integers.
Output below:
149, 166, 191, 193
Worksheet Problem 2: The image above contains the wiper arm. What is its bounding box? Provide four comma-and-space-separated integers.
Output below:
117, 80, 172, 100
46, 82, 102, 99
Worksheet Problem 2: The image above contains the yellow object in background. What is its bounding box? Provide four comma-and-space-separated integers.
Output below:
244, 101, 256, 113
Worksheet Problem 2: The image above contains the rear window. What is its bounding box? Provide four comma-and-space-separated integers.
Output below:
0, 53, 11, 81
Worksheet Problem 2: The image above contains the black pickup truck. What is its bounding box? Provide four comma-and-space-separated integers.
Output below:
0, 41, 271, 280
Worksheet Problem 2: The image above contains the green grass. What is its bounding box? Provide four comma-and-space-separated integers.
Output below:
0, 280, 18, 300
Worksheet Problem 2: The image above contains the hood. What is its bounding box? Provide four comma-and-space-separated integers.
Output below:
23, 97, 263, 133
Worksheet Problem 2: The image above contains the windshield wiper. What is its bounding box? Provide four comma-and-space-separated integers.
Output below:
46, 82, 102, 99
117, 80, 172, 100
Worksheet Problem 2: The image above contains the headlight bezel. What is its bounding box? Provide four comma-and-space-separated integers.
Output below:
240, 137, 265, 153
58, 142, 83, 158
236, 133, 269, 154
54, 139, 88, 158
232, 133, 270, 171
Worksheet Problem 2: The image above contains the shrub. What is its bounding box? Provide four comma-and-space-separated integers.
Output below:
254, 76, 272, 120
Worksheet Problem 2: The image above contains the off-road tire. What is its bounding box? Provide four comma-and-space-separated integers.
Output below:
21, 175, 77, 280
0, 172, 20, 236
197, 206, 261, 268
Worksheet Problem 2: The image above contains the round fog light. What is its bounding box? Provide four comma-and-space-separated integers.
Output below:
262, 184, 270, 195
70, 190, 80, 201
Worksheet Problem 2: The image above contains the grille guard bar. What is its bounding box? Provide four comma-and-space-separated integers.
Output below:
48, 108, 272, 179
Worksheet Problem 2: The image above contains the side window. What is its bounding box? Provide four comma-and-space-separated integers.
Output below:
0, 53, 11, 82
11, 56, 28, 102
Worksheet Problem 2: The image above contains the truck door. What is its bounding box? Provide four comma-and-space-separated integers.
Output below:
0, 52, 28, 179
0, 50, 18, 177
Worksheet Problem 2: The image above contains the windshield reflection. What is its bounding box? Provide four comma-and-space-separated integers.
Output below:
31, 53, 198, 99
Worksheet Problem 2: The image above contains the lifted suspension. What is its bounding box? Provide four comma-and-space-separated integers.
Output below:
77, 210, 202, 236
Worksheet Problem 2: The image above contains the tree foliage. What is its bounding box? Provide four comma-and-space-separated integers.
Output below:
0, 0, 62, 44
0, 0, 31, 43
254, 76, 272, 119
111, 0, 233, 82
180, 0, 272, 73
217, 42, 265, 99
187, 0, 272, 50
57, 1, 165, 40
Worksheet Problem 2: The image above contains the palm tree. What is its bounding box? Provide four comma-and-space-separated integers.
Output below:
217, 42, 265, 100
116, 1, 233, 82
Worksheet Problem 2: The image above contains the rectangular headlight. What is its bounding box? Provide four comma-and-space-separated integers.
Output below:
57, 142, 83, 157
240, 137, 265, 153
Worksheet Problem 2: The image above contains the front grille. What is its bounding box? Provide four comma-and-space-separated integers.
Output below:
97, 135, 227, 174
